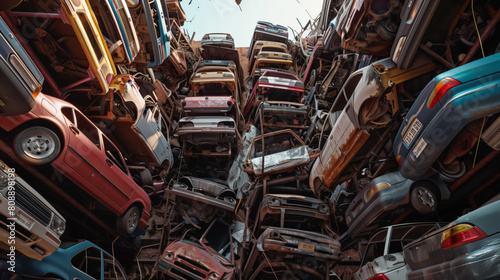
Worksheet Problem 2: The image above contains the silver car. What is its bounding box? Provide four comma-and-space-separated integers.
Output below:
404, 200, 500, 280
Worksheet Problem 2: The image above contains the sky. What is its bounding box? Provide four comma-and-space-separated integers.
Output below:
179, 0, 324, 47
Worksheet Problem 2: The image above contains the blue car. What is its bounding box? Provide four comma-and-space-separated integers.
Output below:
339, 171, 449, 244
0, 240, 127, 279
0, 17, 43, 116
394, 52, 500, 180
403, 200, 500, 280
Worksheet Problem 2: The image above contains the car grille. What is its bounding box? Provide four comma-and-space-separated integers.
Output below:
77, 12, 103, 61
15, 182, 52, 226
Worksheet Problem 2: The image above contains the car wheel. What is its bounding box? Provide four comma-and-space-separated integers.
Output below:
14, 126, 61, 165
410, 182, 438, 215
116, 206, 140, 235
439, 160, 466, 183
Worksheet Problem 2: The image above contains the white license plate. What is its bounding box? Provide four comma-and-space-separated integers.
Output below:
403, 118, 423, 147
412, 138, 428, 158
16, 213, 33, 230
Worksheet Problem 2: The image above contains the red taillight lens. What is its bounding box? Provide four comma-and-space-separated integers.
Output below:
427, 77, 462, 109
441, 224, 487, 249
367, 274, 389, 280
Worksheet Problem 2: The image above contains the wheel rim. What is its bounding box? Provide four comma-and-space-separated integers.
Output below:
416, 188, 435, 208
20, 130, 57, 160
127, 211, 139, 231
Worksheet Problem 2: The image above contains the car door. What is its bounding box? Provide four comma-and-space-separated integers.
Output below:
98, 135, 135, 211
137, 100, 171, 166
61, 107, 105, 187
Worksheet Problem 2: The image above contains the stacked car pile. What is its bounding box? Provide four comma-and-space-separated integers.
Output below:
0, 0, 500, 279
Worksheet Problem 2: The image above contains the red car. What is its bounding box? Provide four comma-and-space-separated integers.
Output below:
0, 93, 151, 234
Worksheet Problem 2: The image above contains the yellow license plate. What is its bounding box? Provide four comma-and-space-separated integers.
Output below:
298, 242, 315, 252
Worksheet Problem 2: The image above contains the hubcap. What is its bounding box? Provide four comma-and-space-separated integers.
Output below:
22, 133, 56, 160
127, 211, 138, 231
417, 189, 435, 207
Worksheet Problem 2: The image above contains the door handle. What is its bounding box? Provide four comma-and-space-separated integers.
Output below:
106, 159, 113, 166
69, 125, 80, 135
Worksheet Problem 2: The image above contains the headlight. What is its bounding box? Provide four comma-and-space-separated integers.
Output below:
163, 252, 174, 259
363, 182, 391, 202
208, 272, 221, 279
317, 204, 329, 214
50, 215, 66, 237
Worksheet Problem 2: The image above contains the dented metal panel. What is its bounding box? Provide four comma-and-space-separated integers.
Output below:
256, 227, 341, 260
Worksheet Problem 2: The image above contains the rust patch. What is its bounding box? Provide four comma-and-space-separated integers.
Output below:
322, 127, 370, 188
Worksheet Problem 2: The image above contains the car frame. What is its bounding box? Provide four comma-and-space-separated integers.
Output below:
177, 116, 237, 159
253, 101, 309, 133
247, 21, 288, 62
0, 160, 65, 261
0, 92, 151, 234
166, 176, 237, 223
243, 70, 304, 118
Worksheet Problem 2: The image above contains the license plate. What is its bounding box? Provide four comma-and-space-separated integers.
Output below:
403, 118, 423, 147
16, 213, 33, 230
298, 242, 315, 252
412, 138, 428, 158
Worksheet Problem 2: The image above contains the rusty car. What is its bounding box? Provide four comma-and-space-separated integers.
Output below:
166, 176, 237, 223
159, 219, 237, 280
243, 227, 341, 280
177, 116, 237, 160
309, 55, 436, 196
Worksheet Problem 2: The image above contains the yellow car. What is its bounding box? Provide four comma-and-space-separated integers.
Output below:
248, 40, 288, 72
251, 51, 293, 75
61, 0, 116, 94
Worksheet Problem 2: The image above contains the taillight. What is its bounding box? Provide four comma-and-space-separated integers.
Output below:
367, 274, 389, 280
396, 155, 402, 165
427, 77, 462, 109
441, 224, 487, 249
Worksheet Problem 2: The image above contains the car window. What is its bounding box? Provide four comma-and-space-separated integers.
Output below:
61, 107, 76, 124
102, 135, 128, 174
71, 247, 102, 279
74, 109, 101, 148
103, 253, 126, 280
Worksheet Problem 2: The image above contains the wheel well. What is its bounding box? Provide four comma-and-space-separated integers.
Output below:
12, 119, 65, 148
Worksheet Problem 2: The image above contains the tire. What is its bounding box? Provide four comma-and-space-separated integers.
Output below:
410, 182, 439, 215
14, 126, 61, 165
139, 169, 153, 186
116, 206, 140, 235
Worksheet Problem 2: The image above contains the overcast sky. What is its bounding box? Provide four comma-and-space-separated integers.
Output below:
180, 0, 324, 47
